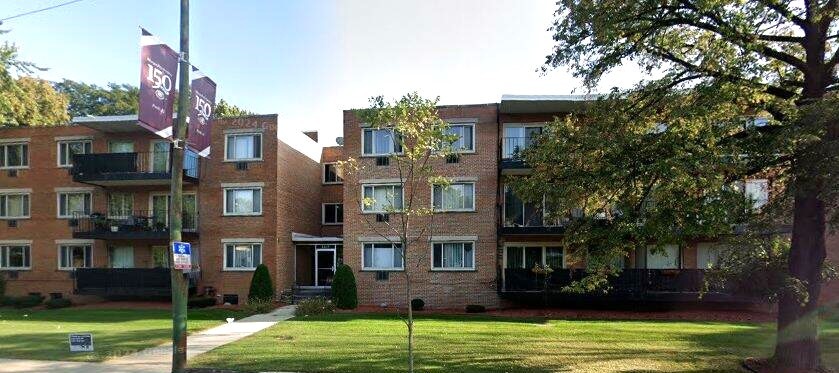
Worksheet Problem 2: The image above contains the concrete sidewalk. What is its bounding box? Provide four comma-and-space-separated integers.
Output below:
0, 305, 296, 373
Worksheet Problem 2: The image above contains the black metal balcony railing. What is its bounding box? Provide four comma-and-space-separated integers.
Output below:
71, 151, 199, 181
74, 268, 197, 297
502, 268, 710, 294
502, 137, 540, 159
71, 210, 198, 239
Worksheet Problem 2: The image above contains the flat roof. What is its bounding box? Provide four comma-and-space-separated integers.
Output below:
499, 94, 601, 114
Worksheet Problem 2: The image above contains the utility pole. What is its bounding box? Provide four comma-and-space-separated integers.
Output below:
170, 0, 190, 372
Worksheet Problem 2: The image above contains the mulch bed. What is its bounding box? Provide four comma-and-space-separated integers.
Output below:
340, 305, 775, 323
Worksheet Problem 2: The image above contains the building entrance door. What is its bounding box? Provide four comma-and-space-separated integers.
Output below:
314, 248, 336, 287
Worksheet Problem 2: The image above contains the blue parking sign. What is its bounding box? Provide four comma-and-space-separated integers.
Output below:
172, 241, 192, 270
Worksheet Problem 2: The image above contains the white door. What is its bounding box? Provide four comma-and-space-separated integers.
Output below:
314, 247, 336, 287
150, 141, 170, 172
109, 246, 135, 268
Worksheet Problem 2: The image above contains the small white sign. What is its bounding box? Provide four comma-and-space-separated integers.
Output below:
69, 333, 93, 352
173, 241, 192, 270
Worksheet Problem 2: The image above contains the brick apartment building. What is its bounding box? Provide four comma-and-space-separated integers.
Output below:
1, 95, 835, 309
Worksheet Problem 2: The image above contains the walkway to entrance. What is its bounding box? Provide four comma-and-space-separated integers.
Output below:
0, 305, 296, 373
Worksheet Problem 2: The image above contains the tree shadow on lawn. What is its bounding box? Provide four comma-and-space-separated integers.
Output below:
0, 307, 246, 324
198, 313, 783, 373
0, 328, 175, 362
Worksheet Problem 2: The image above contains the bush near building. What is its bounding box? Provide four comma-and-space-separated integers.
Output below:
331, 264, 358, 309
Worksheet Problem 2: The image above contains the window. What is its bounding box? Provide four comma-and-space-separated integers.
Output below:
362, 184, 403, 213
58, 244, 92, 270
505, 245, 565, 269
432, 242, 474, 270
504, 185, 544, 227
444, 123, 475, 152
323, 163, 343, 184
502, 124, 543, 158
108, 141, 134, 153
646, 244, 680, 269
224, 243, 262, 270
108, 193, 133, 218
362, 243, 403, 270
0, 192, 30, 219
57, 140, 92, 167
432, 182, 475, 211
323, 203, 343, 225
57, 192, 92, 218
362, 128, 402, 156
225, 133, 262, 161
0, 245, 30, 269
697, 243, 724, 269
0, 143, 29, 168
745, 179, 769, 209
224, 188, 262, 215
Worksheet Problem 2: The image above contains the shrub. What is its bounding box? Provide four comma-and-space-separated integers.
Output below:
243, 298, 275, 315
411, 298, 425, 311
13, 294, 45, 309
248, 264, 275, 302
331, 264, 358, 309
45, 298, 72, 309
188, 297, 217, 309
0, 296, 14, 307
294, 296, 335, 317
0, 275, 5, 297
465, 304, 486, 313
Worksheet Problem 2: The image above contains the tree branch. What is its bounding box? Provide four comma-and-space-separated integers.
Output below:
754, 0, 808, 29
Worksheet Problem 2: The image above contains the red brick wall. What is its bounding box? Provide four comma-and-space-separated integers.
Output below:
341, 104, 501, 309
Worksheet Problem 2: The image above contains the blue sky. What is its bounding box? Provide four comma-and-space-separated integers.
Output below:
0, 0, 639, 146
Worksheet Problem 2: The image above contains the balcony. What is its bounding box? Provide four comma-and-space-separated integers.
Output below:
500, 268, 757, 305
501, 136, 537, 171
71, 151, 199, 187
71, 210, 198, 240
74, 268, 197, 297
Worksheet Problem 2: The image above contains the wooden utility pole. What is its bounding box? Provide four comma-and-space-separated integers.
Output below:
170, 0, 190, 371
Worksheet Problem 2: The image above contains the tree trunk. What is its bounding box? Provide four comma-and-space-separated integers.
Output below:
406, 270, 414, 373
773, 192, 826, 370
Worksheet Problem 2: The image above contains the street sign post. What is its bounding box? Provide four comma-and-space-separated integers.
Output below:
172, 241, 192, 270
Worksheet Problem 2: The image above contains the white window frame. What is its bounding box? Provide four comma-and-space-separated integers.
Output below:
431, 182, 476, 212
222, 240, 263, 271
56, 191, 93, 219
0, 141, 30, 169
0, 242, 32, 270
57, 243, 93, 270
322, 162, 344, 184
431, 241, 476, 271
361, 242, 404, 271
444, 122, 476, 153
0, 190, 31, 219
645, 244, 681, 269
322, 203, 343, 225
108, 192, 134, 219
222, 187, 263, 216
224, 132, 263, 162
502, 123, 545, 159
56, 139, 92, 167
502, 243, 566, 269
361, 183, 404, 213
361, 128, 404, 156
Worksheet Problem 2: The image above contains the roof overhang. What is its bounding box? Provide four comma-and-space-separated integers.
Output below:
499, 94, 601, 114
72, 115, 147, 133
292, 232, 343, 243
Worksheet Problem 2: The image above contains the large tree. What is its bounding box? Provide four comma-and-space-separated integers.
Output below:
0, 34, 69, 126
54, 79, 139, 117
534, 0, 838, 370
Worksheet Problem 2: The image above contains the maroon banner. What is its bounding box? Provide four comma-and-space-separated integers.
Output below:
138, 28, 178, 139
187, 67, 216, 157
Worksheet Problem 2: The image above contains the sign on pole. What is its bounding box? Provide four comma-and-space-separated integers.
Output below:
69, 333, 94, 352
172, 241, 192, 270
187, 66, 216, 158
139, 28, 179, 139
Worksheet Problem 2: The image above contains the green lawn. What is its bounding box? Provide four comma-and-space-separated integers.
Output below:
192, 312, 839, 373
0, 307, 246, 362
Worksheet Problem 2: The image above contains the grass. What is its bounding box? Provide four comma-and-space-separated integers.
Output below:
0, 307, 247, 362
191, 311, 839, 373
